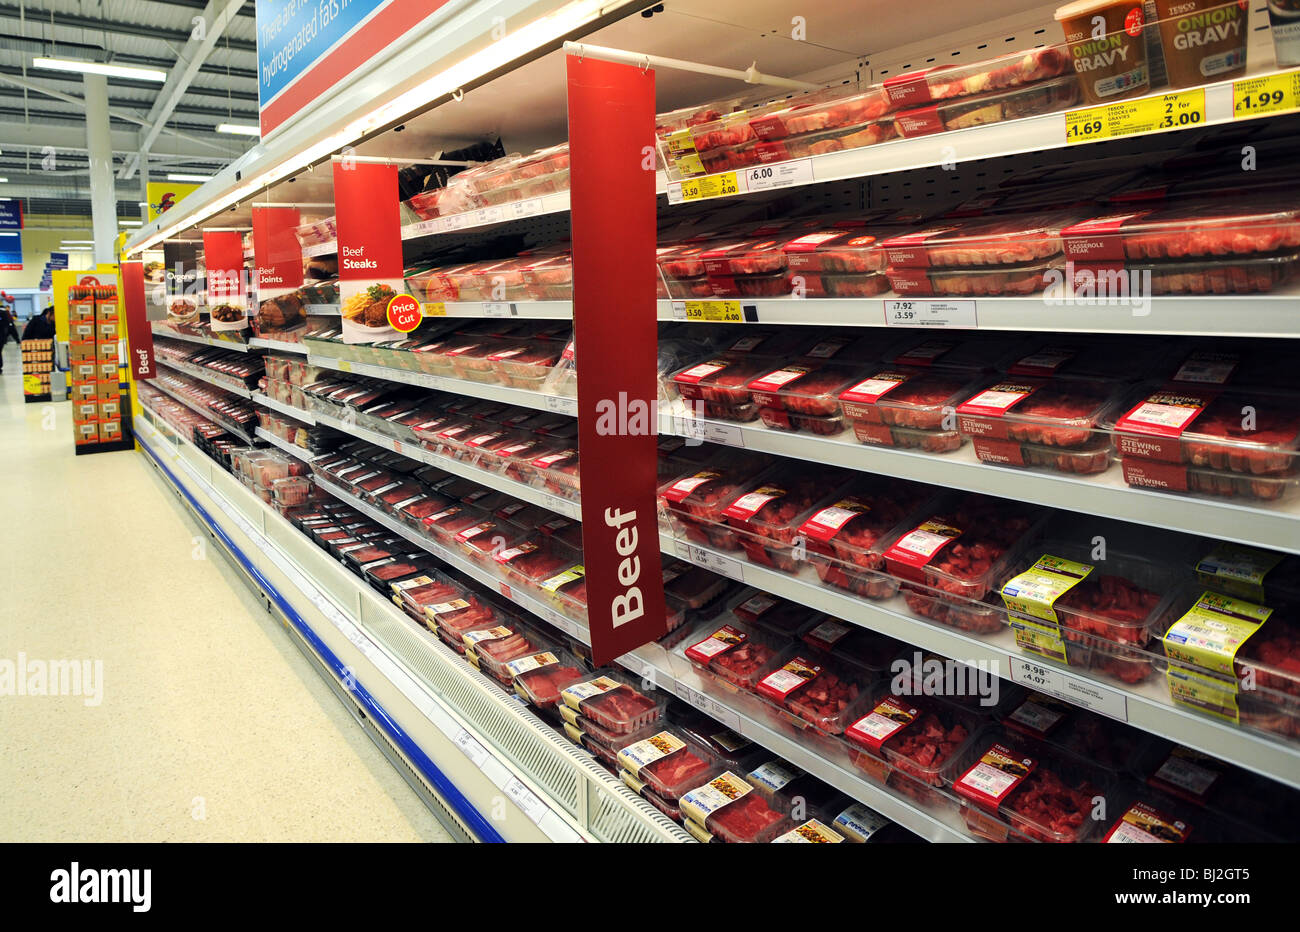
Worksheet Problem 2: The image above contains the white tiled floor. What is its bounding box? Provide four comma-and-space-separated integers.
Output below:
0, 343, 454, 842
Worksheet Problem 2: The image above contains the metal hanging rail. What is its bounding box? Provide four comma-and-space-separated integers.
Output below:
561, 41, 821, 91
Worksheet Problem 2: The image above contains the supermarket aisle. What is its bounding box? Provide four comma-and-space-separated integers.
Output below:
0, 361, 454, 842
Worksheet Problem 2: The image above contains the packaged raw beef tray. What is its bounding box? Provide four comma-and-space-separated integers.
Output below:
1112, 385, 1300, 486
839, 367, 984, 453
509, 649, 586, 712
893, 75, 1080, 137
1073, 252, 1300, 296
887, 259, 1062, 297
845, 691, 984, 810
1158, 591, 1300, 740
746, 118, 898, 164
685, 621, 791, 693
658, 455, 775, 549
886, 334, 1030, 375
616, 729, 724, 802
953, 732, 1115, 843
671, 355, 778, 418
1194, 542, 1300, 608
882, 211, 1077, 268
678, 771, 793, 843
463, 621, 554, 684
883, 46, 1070, 107
748, 85, 894, 141
800, 618, 905, 674
1000, 539, 1181, 684
1006, 338, 1180, 383
747, 363, 860, 436
754, 646, 875, 735
881, 493, 1047, 634
560, 673, 666, 735
719, 464, 851, 572
957, 375, 1125, 475
666, 706, 771, 774
745, 759, 841, 816
1062, 197, 1300, 261
729, 589, 822, 639
797, 476, 936, 599
1134, 741, 1300, 841
1104, 781, 1272, 843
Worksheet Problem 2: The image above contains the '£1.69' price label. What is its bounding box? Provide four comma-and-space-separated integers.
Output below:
1065, 88, 1206, 144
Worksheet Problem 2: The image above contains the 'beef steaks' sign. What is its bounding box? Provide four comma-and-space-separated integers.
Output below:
333, 160, 406, 345
567, 55, 666, 664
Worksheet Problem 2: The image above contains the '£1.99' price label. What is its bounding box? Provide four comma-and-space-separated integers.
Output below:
1233, 69, 1300, 118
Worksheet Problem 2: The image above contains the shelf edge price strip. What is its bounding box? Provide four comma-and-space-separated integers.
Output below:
1064, 88, 1206, 144
1233, 69, 1300, 119
682, 300, 743, 322
678, 170, 742, 203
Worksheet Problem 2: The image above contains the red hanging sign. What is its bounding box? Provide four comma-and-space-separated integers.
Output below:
120, 261, 156, 380
333, 161, 403, 280
202, 230, 245, 299
251, 206, 304, 291
567, 55, 665, 665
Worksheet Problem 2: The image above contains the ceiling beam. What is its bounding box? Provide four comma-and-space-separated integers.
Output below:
0, 117, 243, 160
0, 35, 259, 80
131, 0, 249, 178
0, 72, 240, 153
0, 85, 258, 119
0, 4, 258, 52
0, 64, 258, 100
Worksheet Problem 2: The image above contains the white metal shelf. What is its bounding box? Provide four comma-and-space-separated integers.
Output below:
151, 324, 253, 352
659, 71, 1287, 205
429, 300, 573, 320
658, 532, 1300, 792
156, 359, 254, 399
249, 337, 309, 354
312, 410, 582, 519
251, 392, 317, 425
134, 416, 683, 843
659, 408, 1300, 556
144, 382, 257, 444
402, 191, 571, 240
657, 295, 1300, 339
255, 427, 317, 462
307, 353, 579, 416
306, 304, 341, 316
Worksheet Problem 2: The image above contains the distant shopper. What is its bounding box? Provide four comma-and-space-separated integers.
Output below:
0, 306, 21, 372
22, 307, 56, 341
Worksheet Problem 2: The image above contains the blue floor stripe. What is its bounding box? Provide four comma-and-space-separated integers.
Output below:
138, 433, 505, 843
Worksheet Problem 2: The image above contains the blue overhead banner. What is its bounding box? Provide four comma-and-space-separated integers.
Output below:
254, 0, 452, 135
0, 199, 22, 230
49, 252, 69, 269
0, 231, 20, 270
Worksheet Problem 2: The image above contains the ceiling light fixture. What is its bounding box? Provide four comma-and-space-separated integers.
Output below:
33, 57, 167, 82
216, 123, 260, 137
167, 173, 213, 182
119, 220, 142, 227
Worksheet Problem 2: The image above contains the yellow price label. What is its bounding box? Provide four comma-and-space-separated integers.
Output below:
422, 301, 447, 317
675, 153, 704, 176
1065, 88, 1206, 144
679, 171, 741, 202
1233, 69, 1300, 119
22, 374, 41, 394
665, 130, 696, 154
1012, 619, 1069, 665
683, 300, 743, 322
337, 360, 352, 372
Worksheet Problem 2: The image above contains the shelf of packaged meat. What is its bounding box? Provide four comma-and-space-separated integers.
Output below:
401, 191, 571, 240
311, 410, 581, 519
307, 353, 579, 416
657, 531, 1300, 792
659, 70, 1270, 206
148, 379, 258, 444
249, 337, 309, 354
618, 641, 974, 843
150, 322, 253, 352
155, 359, 254, 399
656, 293, 1300, 339
255, 427, 317, 462
659, 409, 1300, 557
251, 392, 317, 425
310, 473, 589, 642
135, 415, 685, 843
